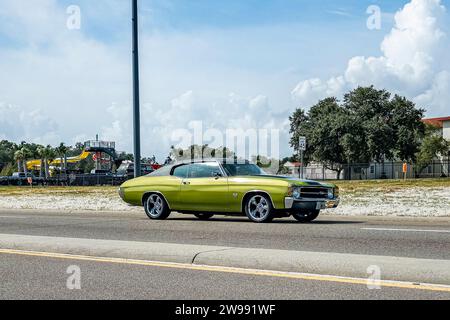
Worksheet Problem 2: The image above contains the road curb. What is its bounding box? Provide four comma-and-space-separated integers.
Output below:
1, 233, 450, 286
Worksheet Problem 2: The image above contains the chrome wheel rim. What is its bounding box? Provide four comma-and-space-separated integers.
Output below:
247, 195, 270, 221
147, 194, 164, 217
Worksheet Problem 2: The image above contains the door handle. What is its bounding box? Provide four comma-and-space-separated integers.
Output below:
183, 180, 190, 185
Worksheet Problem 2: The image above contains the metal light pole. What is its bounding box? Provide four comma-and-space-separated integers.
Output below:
132, 0, 141, 177
298, 136, 306, 180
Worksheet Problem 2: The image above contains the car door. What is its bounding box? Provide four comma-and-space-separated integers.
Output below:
179, 162, 230, 212
169, 164, 190, 209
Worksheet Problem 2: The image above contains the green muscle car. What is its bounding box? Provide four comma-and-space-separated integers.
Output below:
118, 159, 339, 223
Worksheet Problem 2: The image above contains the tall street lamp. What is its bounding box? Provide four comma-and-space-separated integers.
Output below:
132, 0, 141, 177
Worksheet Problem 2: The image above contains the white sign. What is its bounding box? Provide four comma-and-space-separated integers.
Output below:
299, 136, 307, 151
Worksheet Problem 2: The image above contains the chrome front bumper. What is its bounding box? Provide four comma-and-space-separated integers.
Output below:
284, 197, 340, 210
118, 187, 125, 200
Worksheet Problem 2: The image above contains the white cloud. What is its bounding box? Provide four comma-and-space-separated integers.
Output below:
292, 0, 450, 116
99, 91, 291, 159
414, 70, 450, 115
0, 102, 60, 144
292, 77, 347, 107
2, 0, 448, 163
0, 0, 296, 160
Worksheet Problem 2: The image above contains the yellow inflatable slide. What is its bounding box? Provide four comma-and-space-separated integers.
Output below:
26, 151, 91, 170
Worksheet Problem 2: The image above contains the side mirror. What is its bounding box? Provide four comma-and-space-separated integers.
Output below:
212, 172, 223, 179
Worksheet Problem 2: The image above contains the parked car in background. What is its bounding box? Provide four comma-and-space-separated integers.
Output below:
11, 172, 35, 179
119, 159, 339, 223
116, 161, 160, 178
90, 169, 112, 175
5, 172, 40, 186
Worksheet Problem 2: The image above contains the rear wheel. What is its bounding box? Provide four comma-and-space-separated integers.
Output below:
194, 213, 214, 220
292, 210, 320, 223
244, 194, 274, 223
144, 193, 171, 220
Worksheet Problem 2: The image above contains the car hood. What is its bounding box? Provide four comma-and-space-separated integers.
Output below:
244, 175, 336, 188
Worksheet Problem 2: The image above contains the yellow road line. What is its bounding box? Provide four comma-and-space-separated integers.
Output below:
1, 248, 450, 293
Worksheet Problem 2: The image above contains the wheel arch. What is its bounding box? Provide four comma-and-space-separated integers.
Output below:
241, 190, 276, 212
142, 191, 172, 209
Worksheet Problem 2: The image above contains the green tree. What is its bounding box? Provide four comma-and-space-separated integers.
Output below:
20, 147, 32, 174
289, 108, 313, 165
0, 163, 14, 176
290, 98, 348, 179
289, 86, 426, 179
415, 124, 449, 175
43, 145, 56, 178
14, 149, 24, 173
390, 95, 425, 161
171, 145, 235, 161
343, 86, 394, 169
309, 98, 349, 178
0, 140, 18, 165
37, 146, 46, 178
56, 143, 69, 174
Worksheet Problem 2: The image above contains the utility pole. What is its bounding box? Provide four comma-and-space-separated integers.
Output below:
298, 136, 306, 180
300, 150, 304, 179
132, 0, 141, 177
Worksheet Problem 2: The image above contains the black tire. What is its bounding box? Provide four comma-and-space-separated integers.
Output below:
194, 213, 214, 220
244, 193, 274, 223
143, 193, 171, 220
292, 210, 320, 223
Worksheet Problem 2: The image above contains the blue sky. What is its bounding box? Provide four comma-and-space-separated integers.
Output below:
0, 0, 449, 160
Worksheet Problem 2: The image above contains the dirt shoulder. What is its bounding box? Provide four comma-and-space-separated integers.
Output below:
0, 179, 449, 217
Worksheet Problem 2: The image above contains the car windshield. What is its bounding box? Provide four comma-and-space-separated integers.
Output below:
222, 163, 266, 176
148, 165, 172, 177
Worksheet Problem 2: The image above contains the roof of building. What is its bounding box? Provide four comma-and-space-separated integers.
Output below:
284, 161, 301, 167
422, 116, 450, 128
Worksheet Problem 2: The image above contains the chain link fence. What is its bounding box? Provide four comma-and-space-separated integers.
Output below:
287, 160, 450, 181
0, 174, 127, 186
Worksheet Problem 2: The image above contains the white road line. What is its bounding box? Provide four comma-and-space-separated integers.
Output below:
0, 216, 29, 219
362, 227, 450, 234
2, 248, 450, 293
0, 215, 127, 221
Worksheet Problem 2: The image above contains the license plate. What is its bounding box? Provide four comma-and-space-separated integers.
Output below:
316, 202, 326, 210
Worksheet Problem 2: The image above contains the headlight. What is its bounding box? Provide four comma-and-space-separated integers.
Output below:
334, 186, 340, 198
287, 185, 301, 199
327, 189, 334, 199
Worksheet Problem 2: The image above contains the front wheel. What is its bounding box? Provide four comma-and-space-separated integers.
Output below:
292, 210, 320, 223
244, 194, 274, 223
144, 193, 171, 220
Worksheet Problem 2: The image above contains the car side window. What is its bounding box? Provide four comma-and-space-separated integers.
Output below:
172, 165, 189, 178
188, 163, 222, 179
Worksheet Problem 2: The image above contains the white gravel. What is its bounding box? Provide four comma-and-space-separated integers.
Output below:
0, 193, 140, 212
333, 187, 450, 217
0, 187, 449, 216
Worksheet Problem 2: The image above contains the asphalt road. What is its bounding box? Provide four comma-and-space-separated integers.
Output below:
0, 209, 449, 300
0, 209, 449, 259
1, 253, 449, 300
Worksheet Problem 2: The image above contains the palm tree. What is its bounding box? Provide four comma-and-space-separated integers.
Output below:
14, 150, 24, 173
43, 145, 56, 179
56, 143, 69, 175
37, 146, 46, 178
21, 147, 31, 175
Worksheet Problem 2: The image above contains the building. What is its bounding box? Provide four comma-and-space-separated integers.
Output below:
283, 161, 343, 180
422, 116, 450, 141
283, 117, 450, 180
283, 161, 301, 175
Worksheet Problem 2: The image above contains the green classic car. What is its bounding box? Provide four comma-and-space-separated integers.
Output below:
118, 159, 339, 223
